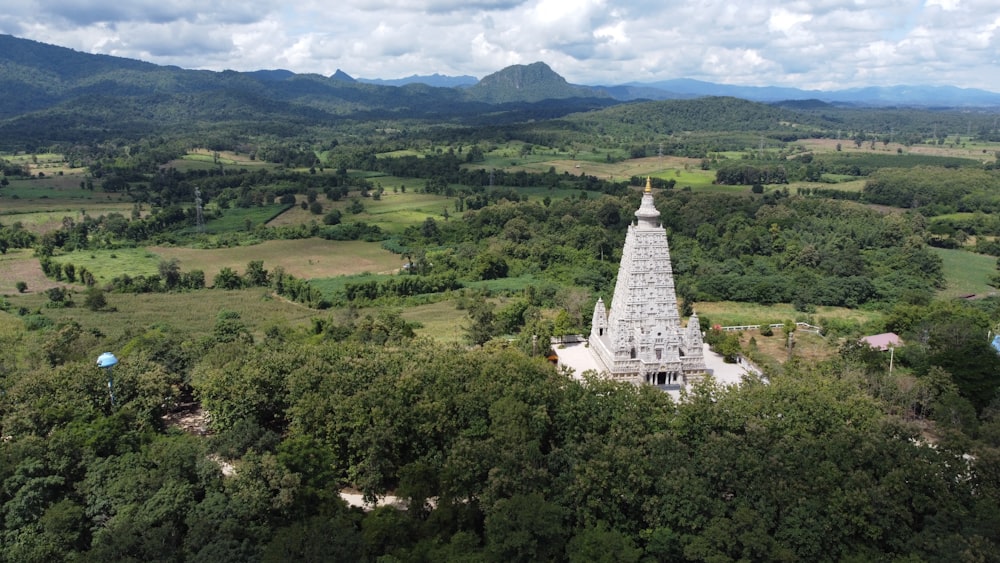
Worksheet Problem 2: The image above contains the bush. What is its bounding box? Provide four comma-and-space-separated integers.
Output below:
213, 267, 244, 290
23, 314, 53, 330
84, 287, 107, 311
15, 281, 27, 293
323, 209, 342, 225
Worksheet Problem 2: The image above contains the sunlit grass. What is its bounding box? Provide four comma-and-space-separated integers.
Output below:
930, 247, 997, 298
694, 301, 884, 328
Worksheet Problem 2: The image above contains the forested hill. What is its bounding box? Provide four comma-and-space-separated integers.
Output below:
0, 35, 614, 138
565, 97, 832, 134
465, 62, 605, 103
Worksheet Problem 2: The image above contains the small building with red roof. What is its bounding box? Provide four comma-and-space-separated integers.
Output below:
860, 332, 902, 351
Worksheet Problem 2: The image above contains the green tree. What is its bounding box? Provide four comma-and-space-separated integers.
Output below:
465, 299, 496, 346
83, 287, 107, 311
213, 267, 243, 290
567, 522, 641, 563
244, 260, 269, 287
485, 493, 567, 563
158, 258, 181, 290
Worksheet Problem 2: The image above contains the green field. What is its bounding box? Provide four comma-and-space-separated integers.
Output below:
48, 239, 403, 285
324, 190, 454, 234
307, 272, 398, 298
192, 204, 291, 234
0, 179, 98, 201
694, 300, 884, 329
1, 205, 136, 234
3, 287, 317, 341
400, 299, 468, 342
930, 247, 998, 298
50, 248, 162, 282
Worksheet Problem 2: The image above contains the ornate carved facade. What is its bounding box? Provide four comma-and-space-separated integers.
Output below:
589, 178, 707, 385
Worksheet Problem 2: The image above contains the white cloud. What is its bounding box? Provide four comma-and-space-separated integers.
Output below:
1, 0, 998, 91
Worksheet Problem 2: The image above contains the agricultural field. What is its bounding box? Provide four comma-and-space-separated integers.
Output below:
0, 177, 105, 203
194, 203, 291, 234
308, 272, 398, 299
693, 300, 884, 331
329, 190, 457, 235
930, 247, 998, 299
49, 248, 161, 282
4, 152, 87, 176
154, 239, 403, 280
2, 204, 134, 235
0, 248, 65, 295
399, 299, 468, 342
164, 149, 273, 172
4, 287, 317, 341
45, 239, 403, 285
739, 327, 834, 366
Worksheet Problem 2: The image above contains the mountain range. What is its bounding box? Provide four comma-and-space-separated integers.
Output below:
366, 68, 1000, 109
2, 33, 1000, 149
2, 34, 999, 113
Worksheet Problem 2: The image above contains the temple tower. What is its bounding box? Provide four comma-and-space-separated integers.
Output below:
589, 178, 706, 386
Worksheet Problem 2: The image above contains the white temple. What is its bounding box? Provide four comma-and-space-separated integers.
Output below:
588, 178, 707, 386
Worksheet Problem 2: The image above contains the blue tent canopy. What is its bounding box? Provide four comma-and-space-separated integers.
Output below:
96, 352, 119, 368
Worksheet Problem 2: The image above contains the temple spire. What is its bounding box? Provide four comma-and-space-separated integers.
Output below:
635, 177, 660, 227
587, 176, 706, 386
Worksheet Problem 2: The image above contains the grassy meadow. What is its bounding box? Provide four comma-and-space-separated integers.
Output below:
400, 299, 468, 342
46, 239, 403, 285
931, 247, 998, 298
694, 300, 884, 330
3, 287, 318, 342
0, 249, 66, 294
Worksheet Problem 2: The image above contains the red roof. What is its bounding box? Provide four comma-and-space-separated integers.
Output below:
860, 332, 902, 351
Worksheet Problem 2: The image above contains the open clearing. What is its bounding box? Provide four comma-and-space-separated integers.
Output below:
1, 204, 135, 235
509, 155, 712, 184
399, 299, 468, 342
4, 288, 317, 341
739, 327, 834, 366
694, 300, 884, 329
150, 239, 403, 280
930, 247, 998, 299
0, 249, 68, 295
44, 239, 402, 285
267, 191, 454, 234
797, 138, 998, 163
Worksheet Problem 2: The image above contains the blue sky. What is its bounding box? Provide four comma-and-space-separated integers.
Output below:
2, 0, 998, 91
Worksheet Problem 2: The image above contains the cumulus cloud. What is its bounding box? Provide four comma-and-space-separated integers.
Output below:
1, 0, 998, 90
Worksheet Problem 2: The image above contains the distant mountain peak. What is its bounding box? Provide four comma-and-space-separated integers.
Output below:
482, 62, 566, 89
465, 61, 602, 103
330, 69, 355, 82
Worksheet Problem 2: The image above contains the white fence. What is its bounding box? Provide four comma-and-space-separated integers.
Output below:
719, 321, 822, 334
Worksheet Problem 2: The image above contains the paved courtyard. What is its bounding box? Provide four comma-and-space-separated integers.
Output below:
555, 340, 757, 399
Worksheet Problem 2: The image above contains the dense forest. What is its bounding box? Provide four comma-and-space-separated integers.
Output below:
3, 310, 1000, 562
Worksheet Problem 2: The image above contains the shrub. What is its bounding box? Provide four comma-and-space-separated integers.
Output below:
23, 314, 53, 330
84, 287, 107, 311
15, 281, 27, 293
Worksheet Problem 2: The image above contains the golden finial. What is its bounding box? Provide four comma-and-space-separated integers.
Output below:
645, 176, 652, 193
